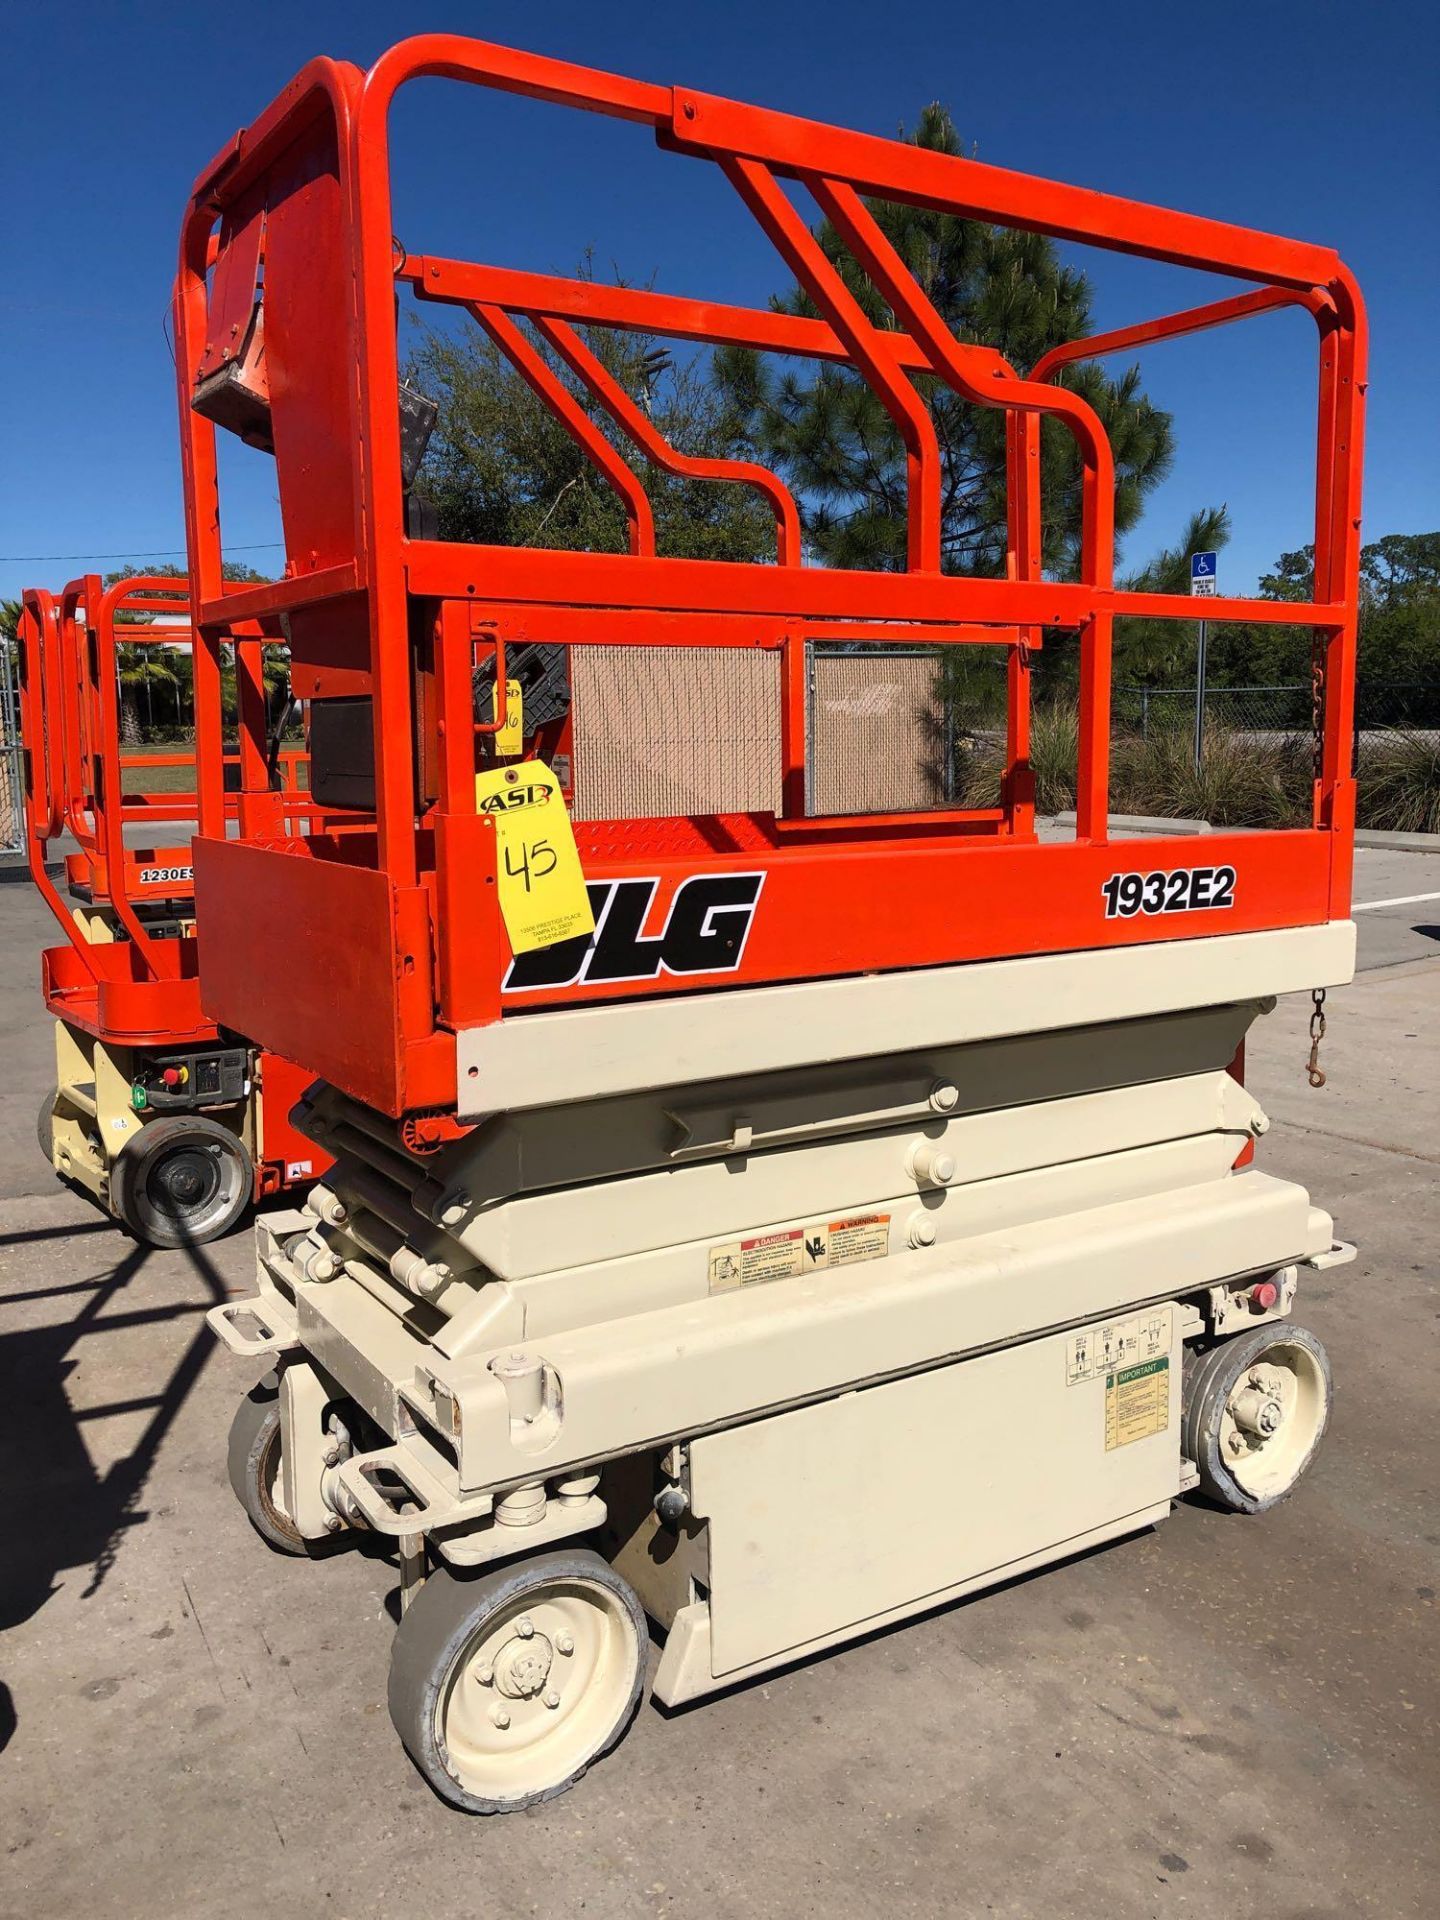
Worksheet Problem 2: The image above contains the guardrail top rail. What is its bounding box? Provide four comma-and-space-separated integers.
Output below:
173, 34, 1367, 1117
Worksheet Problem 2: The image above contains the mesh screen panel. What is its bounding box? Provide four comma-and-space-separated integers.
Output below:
567, 645, 987, 821
809, 652, 947, 815
571, 647, 781, 822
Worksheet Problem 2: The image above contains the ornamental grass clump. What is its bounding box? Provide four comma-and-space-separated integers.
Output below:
1111, 725, 1311, 828
1357, 730, 1440, 834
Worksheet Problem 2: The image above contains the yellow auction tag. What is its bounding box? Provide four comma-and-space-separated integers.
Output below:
492, 678, 524, 757
475, 761, 595, 955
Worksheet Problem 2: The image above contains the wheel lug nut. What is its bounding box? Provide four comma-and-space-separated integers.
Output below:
544, 1689, 560, 1710
555, 1632, 574, 1656
491, 1706, 510, 1729
475, 1663, 494, 1686
515, 1615, 534, 1638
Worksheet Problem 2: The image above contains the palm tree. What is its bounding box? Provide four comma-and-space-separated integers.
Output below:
115, 643, 181, 744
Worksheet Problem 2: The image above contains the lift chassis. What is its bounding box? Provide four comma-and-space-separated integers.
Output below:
183, 37, 1364, 1810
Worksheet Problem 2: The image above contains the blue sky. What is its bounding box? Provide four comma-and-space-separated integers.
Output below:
2, 0, 1437, 605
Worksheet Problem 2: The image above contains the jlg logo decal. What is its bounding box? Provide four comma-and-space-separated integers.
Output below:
502, 872, 765, 993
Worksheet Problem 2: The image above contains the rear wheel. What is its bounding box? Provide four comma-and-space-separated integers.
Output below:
388, 1551, 647, 1814
36, 1087, 58, 1167
226, 1377, 308, 1555
111, 1115, 253, 1247
1182, 1324, 1332, 1513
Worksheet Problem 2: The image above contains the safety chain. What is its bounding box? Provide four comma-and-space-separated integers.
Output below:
1306, 988, 1328, 1089
1310, 633, 1326, 784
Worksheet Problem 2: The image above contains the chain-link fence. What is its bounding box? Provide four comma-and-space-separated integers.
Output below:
1114, 681, 1440, 768
1115, 683, 1312, 739
1, 638, 24, 854
1353, 682, 1440, 733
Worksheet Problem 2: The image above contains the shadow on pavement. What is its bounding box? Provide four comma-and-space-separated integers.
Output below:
0, 1223, 232, 1637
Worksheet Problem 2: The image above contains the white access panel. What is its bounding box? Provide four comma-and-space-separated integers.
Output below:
690, 1308, 1182, 1677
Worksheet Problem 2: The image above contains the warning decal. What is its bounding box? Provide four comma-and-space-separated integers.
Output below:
709, 1213, 891, 1294
811, 1213, 891, 1269
1104, 1356, 1171, 1451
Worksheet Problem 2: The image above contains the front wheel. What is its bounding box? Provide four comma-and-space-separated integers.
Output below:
111, 1115, 253, 1247
388, 1550, 647, 1814
1182, 1323, 1332, 1513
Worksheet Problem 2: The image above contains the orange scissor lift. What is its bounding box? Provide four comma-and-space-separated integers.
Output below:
18, 574, 331, 1245
185, 38, 1363, 1812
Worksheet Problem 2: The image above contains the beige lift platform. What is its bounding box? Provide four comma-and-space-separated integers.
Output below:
214, 924, 1353, 1805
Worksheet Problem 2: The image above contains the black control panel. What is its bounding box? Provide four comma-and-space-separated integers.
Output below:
132, 1048, 250, 1114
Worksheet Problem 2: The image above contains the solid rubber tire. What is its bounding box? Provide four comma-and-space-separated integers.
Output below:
111, 1114, 253, 1248
1181, 1322, 1331, 1514
226, 1376, 309, 1555
36, 1087, 58, 1165
388, 1549, 647, 1815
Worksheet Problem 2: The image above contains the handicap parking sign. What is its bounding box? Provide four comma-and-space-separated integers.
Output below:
1190, 550, 1218, 597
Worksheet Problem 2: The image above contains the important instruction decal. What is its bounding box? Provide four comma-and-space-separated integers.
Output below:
708, 1212, 890, 1294
1104, 1357, 1171, 1451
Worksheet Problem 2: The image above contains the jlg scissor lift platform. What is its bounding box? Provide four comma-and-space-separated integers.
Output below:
17, 575, 331, 1244
183, 37, 1363, 1812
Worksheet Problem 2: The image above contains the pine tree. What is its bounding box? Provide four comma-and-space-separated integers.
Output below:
712, 104, 1175, 582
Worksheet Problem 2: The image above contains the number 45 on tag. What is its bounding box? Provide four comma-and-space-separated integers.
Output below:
475, 761, 595, 955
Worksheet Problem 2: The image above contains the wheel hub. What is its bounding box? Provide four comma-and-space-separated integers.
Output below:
492, 1631, 555, 1701
1228, 1366, 1289, 1440
154, 1146, 220, 1213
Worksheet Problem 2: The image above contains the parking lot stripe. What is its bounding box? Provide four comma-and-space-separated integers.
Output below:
1352, 891, 1440, 912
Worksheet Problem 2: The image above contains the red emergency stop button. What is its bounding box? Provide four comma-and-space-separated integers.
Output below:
161, 1066, 187, 1089
1250, 1280, 1279, 1311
